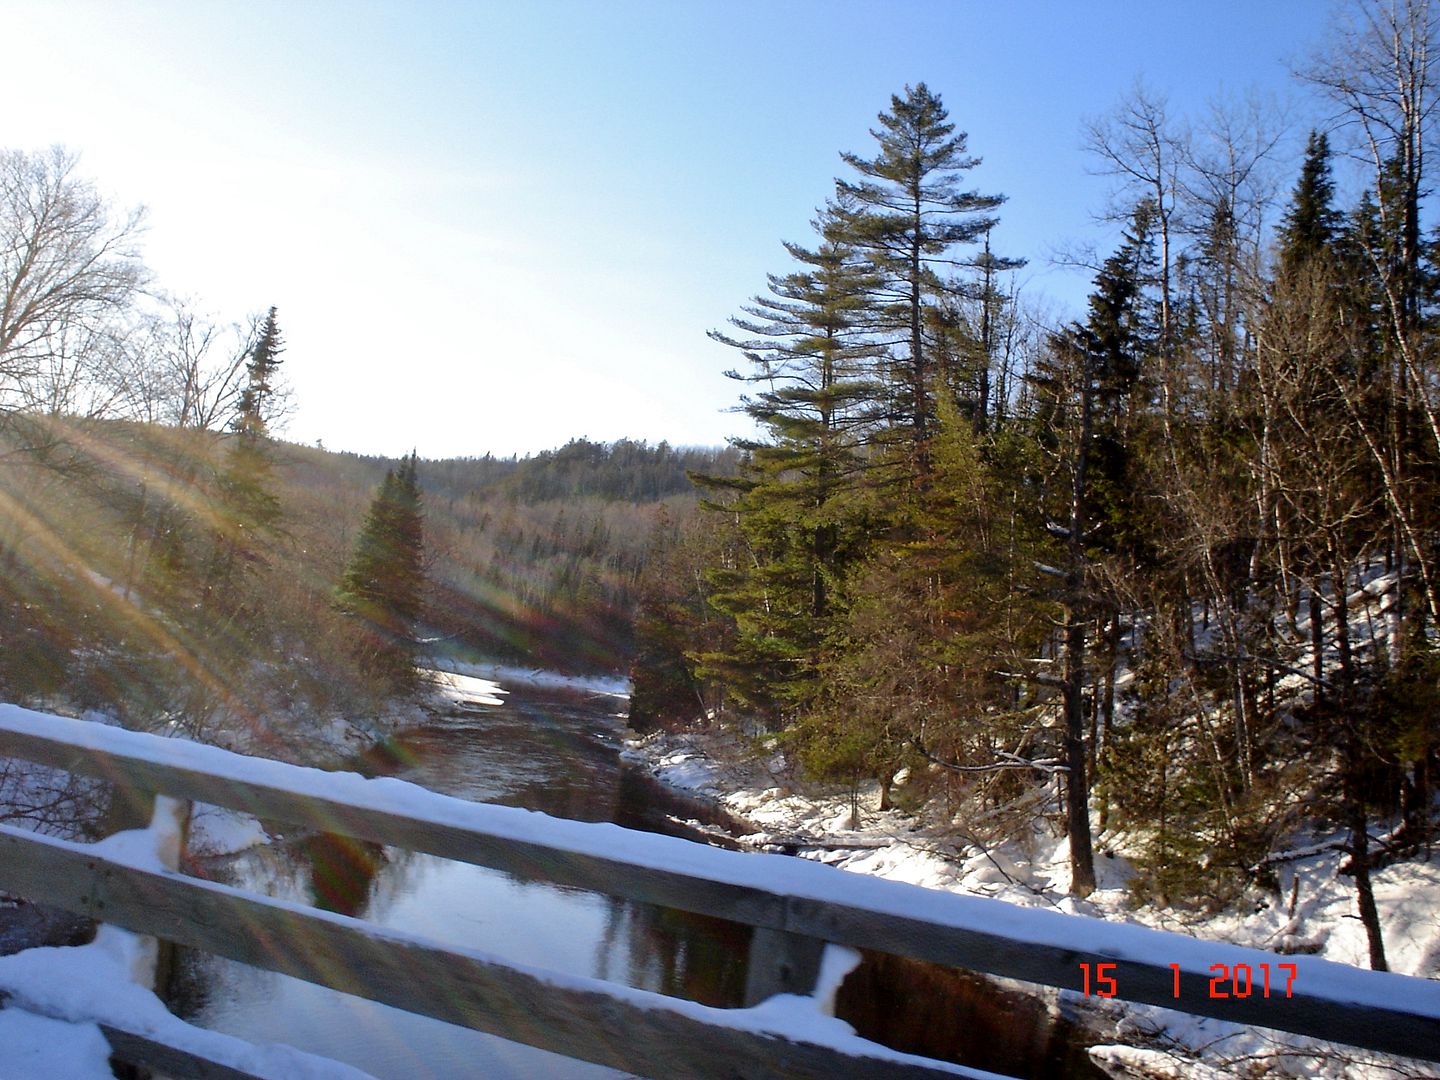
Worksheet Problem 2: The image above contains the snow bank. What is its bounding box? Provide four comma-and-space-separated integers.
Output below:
623, 727, 1440, 1076
428, 658, 631, 698
188, 802, 269, 856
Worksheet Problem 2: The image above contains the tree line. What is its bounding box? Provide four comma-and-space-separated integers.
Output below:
630, 1, 1440, 971
417, 439, 737, 506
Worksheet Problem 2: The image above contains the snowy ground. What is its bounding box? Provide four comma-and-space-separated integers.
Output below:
427, 658, 631, 699
622, 726, 1440, 1078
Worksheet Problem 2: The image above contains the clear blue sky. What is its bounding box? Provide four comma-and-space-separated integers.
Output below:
6, 1, 1339, 459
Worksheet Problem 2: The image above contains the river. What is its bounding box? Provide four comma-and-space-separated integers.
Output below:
171, 684, 1107, 1079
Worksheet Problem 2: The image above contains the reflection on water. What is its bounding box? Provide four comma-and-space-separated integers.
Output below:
173, 686, 1105, 1079
303, 833, 388, 916
838, 952, 1110, 1079
174, 688, 750, 1079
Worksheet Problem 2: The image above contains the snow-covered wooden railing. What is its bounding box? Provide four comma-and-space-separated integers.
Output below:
0, 706, 1438, 1080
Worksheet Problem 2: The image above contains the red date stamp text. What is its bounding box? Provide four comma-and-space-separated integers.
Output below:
1078, 961, 1298, 999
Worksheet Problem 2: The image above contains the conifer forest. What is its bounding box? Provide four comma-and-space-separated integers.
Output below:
629, 3, 1440, 975
0, 0, 1438, 990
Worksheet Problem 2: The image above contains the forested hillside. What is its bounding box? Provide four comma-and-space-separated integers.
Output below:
405, 439, 736, 669
629, 5, 1440, 973
0, 402, 731, 750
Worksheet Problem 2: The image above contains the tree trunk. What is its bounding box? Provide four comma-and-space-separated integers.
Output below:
1309, 582, 1326, 707
1062, 344, 1098, 897
1347, 758, 1389, 972
1063, 601, 1097, 896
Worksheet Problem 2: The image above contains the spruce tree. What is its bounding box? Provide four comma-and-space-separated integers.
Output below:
1027, 204, 1162, 896
1277, 131, 1342, 275
699, 207, 883, 719
336, 452, 426, 692
206, 306, 286, 607
235, 308, 284, 440
224, 309, 284, 526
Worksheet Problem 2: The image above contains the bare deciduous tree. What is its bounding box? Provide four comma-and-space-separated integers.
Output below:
113, 298, 260, 430
1083, 80, 1187, 353
1303, 0, 1438, 329
1181, 92, 1287, 397
1302, 0, 1440, 628
0, 146, 148, 417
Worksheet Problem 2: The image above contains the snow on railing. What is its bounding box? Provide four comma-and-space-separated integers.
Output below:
0, 703, 1437, 1077
0, 789, 376, 1080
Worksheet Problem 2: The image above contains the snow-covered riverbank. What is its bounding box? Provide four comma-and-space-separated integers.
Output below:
622, 725, 1440, 1078
5, 664, 1434, 1078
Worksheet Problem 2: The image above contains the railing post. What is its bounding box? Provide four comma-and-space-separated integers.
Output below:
104, 793, 191, 975
148, 795, 191, 997
743, 926, 826, 1005
102, 777, 157, 836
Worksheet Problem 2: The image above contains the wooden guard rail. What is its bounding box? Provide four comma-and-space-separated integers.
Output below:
0, 710, 1438, 1079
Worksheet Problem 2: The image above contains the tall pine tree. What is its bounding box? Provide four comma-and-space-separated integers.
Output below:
835, 83, 1019, 476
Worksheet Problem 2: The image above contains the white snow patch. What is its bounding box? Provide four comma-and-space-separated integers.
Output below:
430, 658, 631, 698
188, 802, 269, 856
813, 943, 864, 1016
425, 668, 508, 712
0, 1007, 115, 1080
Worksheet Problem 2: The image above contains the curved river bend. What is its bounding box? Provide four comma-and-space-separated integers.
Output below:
172, 685, 1105, 1079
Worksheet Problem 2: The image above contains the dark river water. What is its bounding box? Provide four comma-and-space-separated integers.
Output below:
172, 684, 1108, 1079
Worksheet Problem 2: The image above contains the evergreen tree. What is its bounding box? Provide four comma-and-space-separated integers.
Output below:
1277, 131, 1342, 275
206, 306, 287, 608
223, 310, 284, 524
711, 203, 885, 462
1033, 201, 1160, 558
835, 83, 1019, 473
336, 452, 426, 691
699, 206, 884, 718
1028, 204, 1162, 896
234, 308, 284, 441
801, 395, 1048, 817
